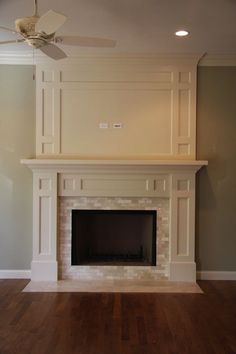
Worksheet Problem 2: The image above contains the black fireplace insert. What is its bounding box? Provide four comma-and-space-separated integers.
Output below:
72, 209, 156, 266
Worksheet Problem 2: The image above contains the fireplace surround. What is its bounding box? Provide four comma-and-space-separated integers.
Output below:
22, 159, 207, 282
21, 56, 208, 282
58, 195, 168, 281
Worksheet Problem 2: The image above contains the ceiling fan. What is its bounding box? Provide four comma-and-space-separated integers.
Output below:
0, 0, 116, 60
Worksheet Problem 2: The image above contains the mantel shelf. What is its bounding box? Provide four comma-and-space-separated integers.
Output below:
21, 158, 208, 173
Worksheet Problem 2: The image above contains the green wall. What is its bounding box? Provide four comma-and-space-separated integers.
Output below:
0, 65, 35, 269
0, 65, 235, 271
196, 66, 236, 271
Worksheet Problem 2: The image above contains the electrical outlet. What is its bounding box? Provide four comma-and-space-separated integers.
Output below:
113, 123, 123, 129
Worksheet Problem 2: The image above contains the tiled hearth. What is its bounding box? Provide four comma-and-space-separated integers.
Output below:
58, 197, 169, 281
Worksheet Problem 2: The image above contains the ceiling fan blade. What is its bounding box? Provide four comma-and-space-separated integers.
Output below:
0, 39, 24, 45
35, 10, 67, 34
55, 35, 116, 48
0, 25, 18, 34
39, 43, 67, 60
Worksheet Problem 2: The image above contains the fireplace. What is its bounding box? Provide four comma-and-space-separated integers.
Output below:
21, 57, 208, 282
22, 159, 207, 282
71, 210, 157, 266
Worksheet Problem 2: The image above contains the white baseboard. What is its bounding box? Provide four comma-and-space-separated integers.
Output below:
197, 271, 236, 281
0, 270, 31, 279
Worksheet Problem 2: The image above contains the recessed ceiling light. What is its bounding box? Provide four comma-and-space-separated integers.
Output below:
175, 30, 189, 37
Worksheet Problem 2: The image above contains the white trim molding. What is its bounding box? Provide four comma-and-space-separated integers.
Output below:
1, 52, 236, 66
0, 52, 202, 65
22, 158, 207, 282
0, 270, 31, 279
35, 57, 199, 159
21, 159, 208, 171
197, 271, 236, 281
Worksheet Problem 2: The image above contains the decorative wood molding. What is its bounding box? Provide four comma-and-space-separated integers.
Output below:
21, 159, 207, 171
32, 172, 58, 281
1, 52, 236, 66
0, 52, 202, 65
35, 57, 199, 159
59, 173, 170, 197
22, 158, 207, 282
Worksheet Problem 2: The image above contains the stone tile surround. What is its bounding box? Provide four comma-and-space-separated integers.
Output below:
58, 197, 169, 280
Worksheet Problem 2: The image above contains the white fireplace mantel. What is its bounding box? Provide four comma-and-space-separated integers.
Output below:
22, 158, 207, 282
21, 158, 207, 173
21, 56, 208, 283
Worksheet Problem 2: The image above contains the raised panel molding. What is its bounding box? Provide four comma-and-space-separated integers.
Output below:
169, 172, 196, 281
36, 57, 198, 159
36, 68, 60, 155
170, 174, 195, 262
32, 172, 58, 281
59, 173, 170, 197
38, 196, 51, 255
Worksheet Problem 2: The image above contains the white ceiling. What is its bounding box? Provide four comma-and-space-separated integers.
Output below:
0, 0, 236, 57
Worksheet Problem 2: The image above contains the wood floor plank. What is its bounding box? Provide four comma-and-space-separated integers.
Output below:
0, 280, 236, 354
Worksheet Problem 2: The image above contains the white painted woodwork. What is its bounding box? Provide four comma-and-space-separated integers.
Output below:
169, 262, 197, 282
2, 52, 236, 67
22, 159, 207, 282
24, 54, 206, 282
59, 173, 170, 197
21, 158, 207, 169
35, 57, 198, 159
169, 173, 196, 281
31, 172, 58, 281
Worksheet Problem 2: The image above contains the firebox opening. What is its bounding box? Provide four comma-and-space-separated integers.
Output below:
72, 210, 156, 266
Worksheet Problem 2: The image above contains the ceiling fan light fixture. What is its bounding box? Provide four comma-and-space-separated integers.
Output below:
0, 0, 117, 60
175, 30, 189, 37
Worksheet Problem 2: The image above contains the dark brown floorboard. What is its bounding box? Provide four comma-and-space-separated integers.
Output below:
0, 280, 236, 354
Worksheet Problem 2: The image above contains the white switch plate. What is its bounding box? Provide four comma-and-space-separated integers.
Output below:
99, 122, 109, 129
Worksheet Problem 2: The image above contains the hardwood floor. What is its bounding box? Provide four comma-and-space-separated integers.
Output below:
0, 280, 236, 354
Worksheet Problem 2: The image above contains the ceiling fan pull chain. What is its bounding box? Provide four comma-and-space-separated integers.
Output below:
34, 0, 39, 17
33, 48, 36, 80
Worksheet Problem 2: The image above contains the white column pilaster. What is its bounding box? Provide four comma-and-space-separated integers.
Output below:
31, 171, 58, 281
169, 172, 196, 281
